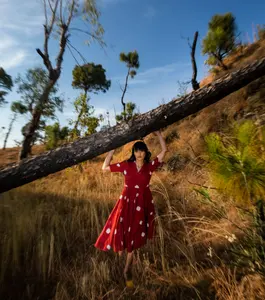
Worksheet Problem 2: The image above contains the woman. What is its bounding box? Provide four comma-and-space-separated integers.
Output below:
94, 131, 167, 287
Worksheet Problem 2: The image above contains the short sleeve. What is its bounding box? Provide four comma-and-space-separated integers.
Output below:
149, 156, 164, 172
109, 160, 127, 173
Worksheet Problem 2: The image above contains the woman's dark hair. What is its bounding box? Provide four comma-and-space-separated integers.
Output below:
127, 141, 151, 163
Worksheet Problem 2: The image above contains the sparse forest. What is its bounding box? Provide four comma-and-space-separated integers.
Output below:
1, 1, 265, 299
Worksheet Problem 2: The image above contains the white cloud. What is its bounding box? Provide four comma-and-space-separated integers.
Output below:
144, 5, 156, 19
113, 62, 191, 86
0, 50, 28, 70
137, 63, 180, 78
0, 34, 16, 51
0, 0, 44, 70
0, 0, 44, 36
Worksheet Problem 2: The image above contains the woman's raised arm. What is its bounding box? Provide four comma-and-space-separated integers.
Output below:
102, 149, 115, 172
153, 131, 167, 162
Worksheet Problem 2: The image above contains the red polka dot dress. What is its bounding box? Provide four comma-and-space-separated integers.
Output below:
94, 156, 163, 253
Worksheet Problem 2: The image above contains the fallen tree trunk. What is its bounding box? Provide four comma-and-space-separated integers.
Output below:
1, 56, 265, 193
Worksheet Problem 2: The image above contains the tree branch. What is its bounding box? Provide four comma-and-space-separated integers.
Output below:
69, 27, 105, 47
1, 56, 265, 192
67, 42, 87, 64
43, 0, 48, 26
66, 44, 80, 66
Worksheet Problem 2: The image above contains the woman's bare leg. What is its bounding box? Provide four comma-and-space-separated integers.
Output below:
124, 251, 134, 286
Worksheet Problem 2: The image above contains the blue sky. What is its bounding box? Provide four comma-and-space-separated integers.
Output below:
0, 0, 265, 147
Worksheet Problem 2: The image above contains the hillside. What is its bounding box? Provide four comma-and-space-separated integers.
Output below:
0, 40, 265, 299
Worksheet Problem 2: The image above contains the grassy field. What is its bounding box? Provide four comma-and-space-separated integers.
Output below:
0, 40, 265, 299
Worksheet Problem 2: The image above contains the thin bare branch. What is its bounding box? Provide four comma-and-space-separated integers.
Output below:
54, 1, 75, 72
67, 42, 87, 64
66, 0, 75, 28
66, 43, 82, 66
119, 83, 124, 93
43, 0, 48, 26
47, 0, 59, 34
39, 0, 60, 75
70, 27, 105, 47
47, 0, 54, 14
60, 0, 63, 24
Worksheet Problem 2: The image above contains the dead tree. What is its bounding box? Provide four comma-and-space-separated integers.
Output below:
0, 56, 265, 193
190, 31, 200, 90
19, 0, 103, 160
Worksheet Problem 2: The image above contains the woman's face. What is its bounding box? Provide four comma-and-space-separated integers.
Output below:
134, 149, 146, 161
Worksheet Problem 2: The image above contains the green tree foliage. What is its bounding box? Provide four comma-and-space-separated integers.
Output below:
72, 63, 111, 96
45, 122, 69, 150
115, 101, 139, 123
205, 120, 265, 205
2, 102, 27, 149
0, 67, 13, 106
69, 94, 103, 138
205, 120, 265, 243
119, 51, 140, 120
15, 67, 64, 149
71, 63, 110, 138
202, 13, 237, 70
202, 120, 265, 271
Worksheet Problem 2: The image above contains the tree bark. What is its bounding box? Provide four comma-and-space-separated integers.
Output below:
20, 2, 69, 160
19, 81, 55, 160
3, 113, 16, 150
1, 56, 265, 193
191, 31, 200, 91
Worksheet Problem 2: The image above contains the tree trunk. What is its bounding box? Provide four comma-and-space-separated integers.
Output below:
73, 89, 88, 134
191, 31, 200, 91
3, 113, 16, 150
1, 56, 265, 193
217, 56, 228, 70
121, 68, 130, 120
19, 81, 55, 160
